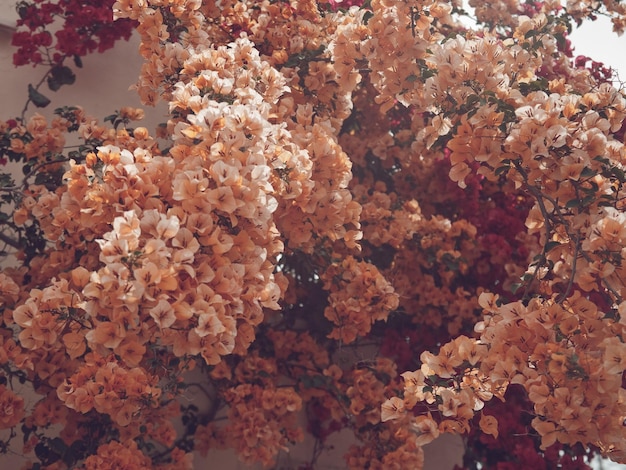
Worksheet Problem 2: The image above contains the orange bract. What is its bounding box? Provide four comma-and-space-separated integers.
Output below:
3, 0, 626, 468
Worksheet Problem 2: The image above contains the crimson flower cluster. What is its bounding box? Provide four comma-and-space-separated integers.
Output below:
574, 55, 614, 84
11, 0, 135, 66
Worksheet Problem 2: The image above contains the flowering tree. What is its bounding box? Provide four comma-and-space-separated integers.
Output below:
1, 0, 626, 468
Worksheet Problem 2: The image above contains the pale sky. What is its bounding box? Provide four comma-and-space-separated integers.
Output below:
569, 16, 626, 86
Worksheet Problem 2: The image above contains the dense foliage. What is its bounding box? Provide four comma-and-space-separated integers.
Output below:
1, 0, 626, 468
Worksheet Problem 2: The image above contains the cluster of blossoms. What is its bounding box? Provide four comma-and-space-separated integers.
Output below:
219, 383, 304, 466
2, 0, 626, 469
57, 353, 161, 426
12, 0, 135, 66
374, 0, 626, 465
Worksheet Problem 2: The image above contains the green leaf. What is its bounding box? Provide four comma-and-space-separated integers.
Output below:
301, 374, 327, 389
524, 29, 537, 39
47, 65, 76, 92
611, 166, 626, 183
495, 165, 510, 176
16, 1, 29, 20
373, 371, 391, 385
544, 240, 560, 252
421, 68, 436, 79
66, 440, 87, 466
0, 173, 13, 187
49, 437, 67, 456
104, 114, 118, 124
581, 194, 595, 207
531, 77, 548, 91
465, 94, 480, 107
598, 199, 614, 207
28, 84, 51, 108
35, 443, 53, 463
580, 167, 597, 178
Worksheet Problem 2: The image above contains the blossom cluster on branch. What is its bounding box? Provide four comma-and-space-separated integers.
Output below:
1, 0, 626, 469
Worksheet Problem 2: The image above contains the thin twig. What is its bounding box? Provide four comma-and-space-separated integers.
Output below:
0, 232, 20, 250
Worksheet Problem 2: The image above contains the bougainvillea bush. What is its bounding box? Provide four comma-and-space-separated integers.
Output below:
2, 0, 626, 468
